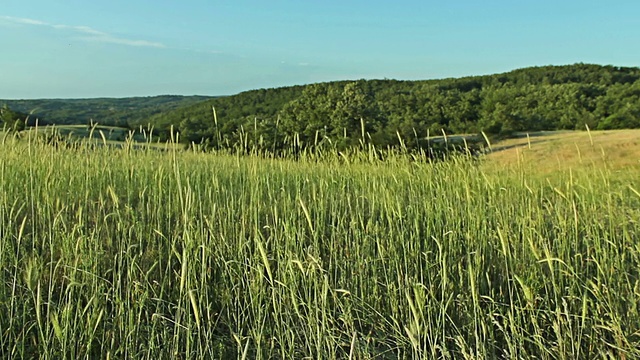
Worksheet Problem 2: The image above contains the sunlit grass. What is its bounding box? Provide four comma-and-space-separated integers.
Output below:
1, 130, 639, 359
485, 129, 640, 174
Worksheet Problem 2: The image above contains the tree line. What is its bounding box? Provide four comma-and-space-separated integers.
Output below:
4, 64, 640, 152
152, 64, 640, 151
0, 105, 29, 131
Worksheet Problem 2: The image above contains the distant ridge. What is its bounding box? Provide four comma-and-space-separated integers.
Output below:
0, 95, 214, 127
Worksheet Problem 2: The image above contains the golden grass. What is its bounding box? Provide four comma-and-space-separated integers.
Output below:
483, 129, 640, 174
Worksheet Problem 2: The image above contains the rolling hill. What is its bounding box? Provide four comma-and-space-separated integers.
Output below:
3, 64, 640, 151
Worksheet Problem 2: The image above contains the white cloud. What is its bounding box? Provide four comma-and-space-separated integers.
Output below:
1, 16, 49, 26
78, 35, 165, 48
1, 15, 165, 48
53, 24, 106, 36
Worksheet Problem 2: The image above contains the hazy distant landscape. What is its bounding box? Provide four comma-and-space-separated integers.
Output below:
2, 95, 212, 126
1, 62, 640, 358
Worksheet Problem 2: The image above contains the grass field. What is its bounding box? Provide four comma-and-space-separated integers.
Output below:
12, 125, 182, 152
21, 124, 150, 143
1, 130, 639, 359
485, 129, 640, 173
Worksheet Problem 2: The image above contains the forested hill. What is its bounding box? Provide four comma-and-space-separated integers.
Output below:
148, 63, 640, 149
0, 95, 212, 127
3, 64, 640, 151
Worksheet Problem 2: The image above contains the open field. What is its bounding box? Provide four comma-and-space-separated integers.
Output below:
1, 132, 639, 359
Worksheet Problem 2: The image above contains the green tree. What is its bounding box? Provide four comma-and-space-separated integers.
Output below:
0, 104, 27, 131
330, 81, 381, 146
279, 83, 336, 146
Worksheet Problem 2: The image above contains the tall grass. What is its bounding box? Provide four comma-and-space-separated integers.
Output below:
1, 131, 639, 359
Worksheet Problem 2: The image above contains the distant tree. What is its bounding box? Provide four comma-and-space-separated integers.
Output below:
179, 114, 214, 144
279, 83, 336, 146
0, 104, 27, 131
330, 81, 381, 147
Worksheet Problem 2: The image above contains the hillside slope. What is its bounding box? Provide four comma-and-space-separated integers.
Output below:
148, 63, 640, 149
484, 129, 640, 173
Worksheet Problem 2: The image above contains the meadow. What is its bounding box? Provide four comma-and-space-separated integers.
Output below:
0, 130, 639, 359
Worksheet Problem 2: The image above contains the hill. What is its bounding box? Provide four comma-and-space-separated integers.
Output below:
3, 64, 640, 151
147, 63, 640, 150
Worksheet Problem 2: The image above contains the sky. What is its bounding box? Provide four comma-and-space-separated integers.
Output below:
1, 1, 639, 99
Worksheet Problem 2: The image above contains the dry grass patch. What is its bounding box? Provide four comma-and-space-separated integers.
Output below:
484, 129, 640, 173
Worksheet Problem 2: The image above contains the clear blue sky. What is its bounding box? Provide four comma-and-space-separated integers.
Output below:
1, 1, 639, 99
